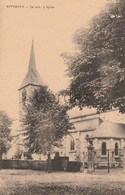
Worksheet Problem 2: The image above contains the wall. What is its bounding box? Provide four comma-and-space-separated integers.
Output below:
60, 131, 125, 168
1, 157, 71, 171
60, 131, 91, 162
18, 85, 39, 105
2, 159, 47, 170
93, 138, 124, 168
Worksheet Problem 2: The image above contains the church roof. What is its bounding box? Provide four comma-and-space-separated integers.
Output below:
91, 121, 125, 139
19, 40, 43, 90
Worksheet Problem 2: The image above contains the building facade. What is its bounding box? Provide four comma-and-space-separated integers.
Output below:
59, 112, 125, 168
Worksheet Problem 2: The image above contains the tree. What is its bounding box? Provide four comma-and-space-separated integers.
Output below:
62, 0, 125, 113
0, 110, 12, 168
21, 85, 73, 168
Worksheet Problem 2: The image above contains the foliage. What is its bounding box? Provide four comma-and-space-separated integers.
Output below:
21, 86, 73, 155
0, 110, 12, 154
62, 0, 125, 113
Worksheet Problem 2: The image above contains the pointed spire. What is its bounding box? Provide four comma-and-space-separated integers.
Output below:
28, 40, 36, 71
19, 40, 43, 90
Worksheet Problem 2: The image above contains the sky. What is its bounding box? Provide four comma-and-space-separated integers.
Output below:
0, 0, 108, 119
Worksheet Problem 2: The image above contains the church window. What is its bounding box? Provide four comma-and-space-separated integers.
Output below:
22, 89, 27, 102
115, 142, 118, 156
70, 138, 75, 150
102, 142, 106, 155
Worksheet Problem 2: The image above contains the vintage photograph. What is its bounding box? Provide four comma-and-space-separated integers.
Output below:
0, 0, 125, 194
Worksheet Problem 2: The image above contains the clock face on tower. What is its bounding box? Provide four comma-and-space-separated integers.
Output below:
22, 89, 27, 102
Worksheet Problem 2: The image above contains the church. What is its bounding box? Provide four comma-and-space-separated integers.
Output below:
59, 110, 125, 168
6, 41, 125, 168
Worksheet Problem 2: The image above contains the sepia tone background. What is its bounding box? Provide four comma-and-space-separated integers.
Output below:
0, 0, 107, 120
1, 2, 125, 194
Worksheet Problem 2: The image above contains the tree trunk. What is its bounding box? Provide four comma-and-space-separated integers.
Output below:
47, 152, 51, 173
0, 150, 2, 169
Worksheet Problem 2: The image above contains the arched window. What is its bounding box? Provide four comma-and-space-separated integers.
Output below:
115, 142, 118, 156
22, 89, 27, 102
70, 138, 75, 150
102, 142, 106, 155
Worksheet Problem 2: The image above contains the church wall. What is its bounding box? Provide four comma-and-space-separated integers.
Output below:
59, 130, 95, 162
18, 85, 40, 106
94, 138, 122, 151
59, 128, 125, 168
92, 138, 125, 167
59, 117, 102, 162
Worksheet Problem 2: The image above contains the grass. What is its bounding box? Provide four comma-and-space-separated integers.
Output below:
1, 182, 125, 195
0, 169, 125, 195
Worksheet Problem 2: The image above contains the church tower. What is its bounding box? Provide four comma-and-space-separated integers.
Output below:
14, 40, 43, 160
18, 40, 43, 107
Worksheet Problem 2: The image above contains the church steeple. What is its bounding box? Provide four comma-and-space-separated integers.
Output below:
19, 40, 43, 90
28, 39, 36, 72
